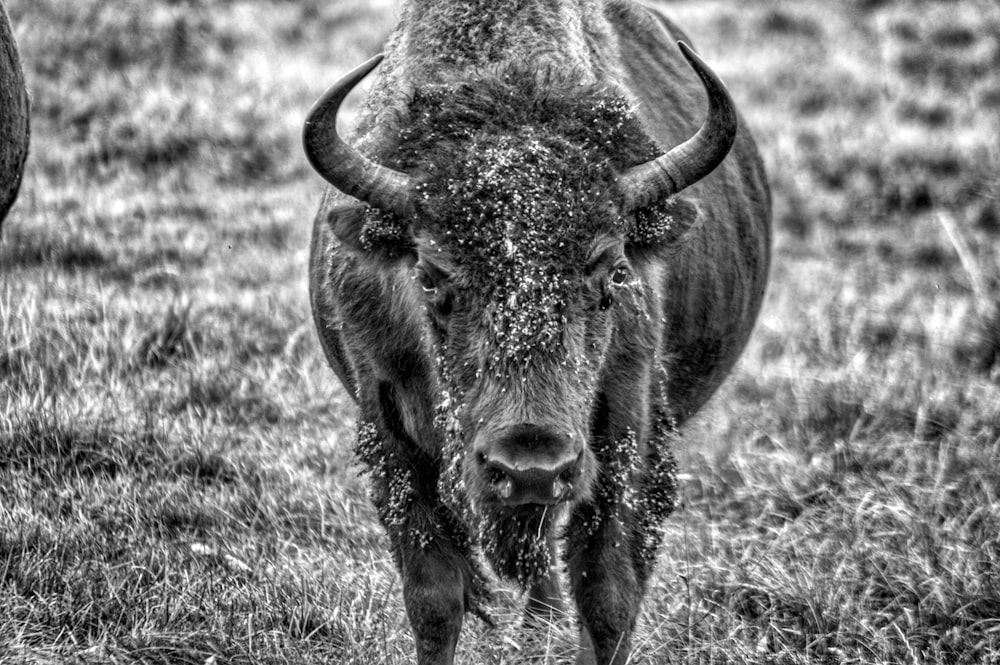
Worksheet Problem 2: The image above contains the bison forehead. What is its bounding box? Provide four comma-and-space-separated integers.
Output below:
419, 133, 613, 361
434, 137, 610, 357
386, 67, 667, 254
419, 132, 621, 270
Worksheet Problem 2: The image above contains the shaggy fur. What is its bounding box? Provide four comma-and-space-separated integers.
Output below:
307, 1, 771, 663
0, 1, 30, 231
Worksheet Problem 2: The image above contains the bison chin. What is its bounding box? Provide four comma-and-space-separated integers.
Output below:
478, 503, 559, 588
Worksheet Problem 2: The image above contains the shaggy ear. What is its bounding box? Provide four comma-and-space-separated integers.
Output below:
323, 203, 416, 261
625, 196, 699, 260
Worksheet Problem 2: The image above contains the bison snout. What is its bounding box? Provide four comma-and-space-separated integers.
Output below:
477, 424, 583, 506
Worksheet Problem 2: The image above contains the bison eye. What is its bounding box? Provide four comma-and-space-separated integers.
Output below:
598, 264, 632, 311
433, 290, 453, 318
610, 265, 631, 287
425, 289, 453, 336
416, 269, 437, 294
415, 262, 454, 331
415, 260, 449, 296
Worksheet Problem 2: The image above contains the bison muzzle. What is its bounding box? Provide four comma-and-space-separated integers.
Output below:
476, 424, 583, 505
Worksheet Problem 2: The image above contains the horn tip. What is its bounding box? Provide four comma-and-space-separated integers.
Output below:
676, 41, 702, 68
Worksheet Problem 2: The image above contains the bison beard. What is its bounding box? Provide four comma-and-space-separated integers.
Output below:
436, 408, 559, 590
479, 504, 556, 588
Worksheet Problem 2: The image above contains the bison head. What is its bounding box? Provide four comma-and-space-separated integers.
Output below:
305, 44, 734, 584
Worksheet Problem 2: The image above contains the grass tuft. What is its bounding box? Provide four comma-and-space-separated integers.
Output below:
132, 297, 195, 368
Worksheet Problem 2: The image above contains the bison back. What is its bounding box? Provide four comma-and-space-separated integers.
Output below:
608, 1, 773, 423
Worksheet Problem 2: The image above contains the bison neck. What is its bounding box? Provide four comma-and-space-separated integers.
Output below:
396, 0, 616, 82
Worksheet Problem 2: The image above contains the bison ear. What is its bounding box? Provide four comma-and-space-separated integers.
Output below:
323, 203, 416, 261
625, 196, 699, 260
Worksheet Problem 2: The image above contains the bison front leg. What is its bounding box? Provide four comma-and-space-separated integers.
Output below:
565, 508, 641, 665
566, 392, 679, 664
356, 420, 482, 665
396, 516, 469, 664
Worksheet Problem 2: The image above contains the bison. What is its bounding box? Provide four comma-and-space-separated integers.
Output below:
304, 0, 770, 663
0, 0, 29, 231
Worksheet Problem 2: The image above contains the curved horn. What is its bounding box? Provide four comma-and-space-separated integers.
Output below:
619, 42, 738, 212
303, 54, 416, 217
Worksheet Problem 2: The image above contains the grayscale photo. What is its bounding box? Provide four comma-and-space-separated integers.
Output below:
1, 0, 998, 663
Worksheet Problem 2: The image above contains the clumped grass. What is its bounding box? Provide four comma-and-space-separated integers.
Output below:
0, 222, 109, 271
650, 418, 1000, 663
132, 296, 195, 367
166, 363, 287, 426
0, 413, 162, 481
2, 0, 1000, 662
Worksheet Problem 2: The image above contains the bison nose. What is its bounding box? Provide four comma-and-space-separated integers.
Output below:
479, 424, 581, 506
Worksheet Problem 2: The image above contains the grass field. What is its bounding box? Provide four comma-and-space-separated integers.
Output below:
2, 0, 999, 663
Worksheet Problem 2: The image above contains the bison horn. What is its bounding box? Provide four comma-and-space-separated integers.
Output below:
303, 54, 417, 217
619, 42, 738, 212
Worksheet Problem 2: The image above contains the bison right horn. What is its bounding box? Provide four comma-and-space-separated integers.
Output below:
303, 54, 417, 218
618, 42, 738, 212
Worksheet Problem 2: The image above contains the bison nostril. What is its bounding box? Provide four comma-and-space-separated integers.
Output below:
552, 479, 567, 499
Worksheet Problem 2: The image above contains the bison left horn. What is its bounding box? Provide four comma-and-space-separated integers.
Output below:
619, 42, 738, 211
303, 54, 417, 218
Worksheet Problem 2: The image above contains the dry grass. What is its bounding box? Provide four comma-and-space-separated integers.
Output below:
1, 0, 999, 663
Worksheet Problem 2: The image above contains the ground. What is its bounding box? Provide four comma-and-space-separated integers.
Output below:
1, 0, 999, 663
